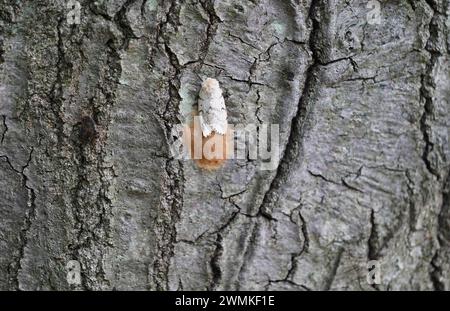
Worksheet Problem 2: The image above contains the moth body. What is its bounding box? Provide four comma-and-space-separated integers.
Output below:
183, 78, 230, 170
198, 78, 227, 137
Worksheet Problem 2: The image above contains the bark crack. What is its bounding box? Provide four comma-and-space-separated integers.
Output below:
235, 221, 259, 290
256, 0, 321, 218
0, 37, 4, 64
1, 115, 8, 144
231, 0, 322, 290
419, 0, 442, 180
267, 206, 310, 288
198, 0, 221, 64
368, 209, 378, 261
421, 0, 449, 290
151, 0, 185, 290
115, 0, 141, 49
430, 172, 450, 290
65, 1, 126, 289
208, 234, 223, 290
2, 146, 37, 290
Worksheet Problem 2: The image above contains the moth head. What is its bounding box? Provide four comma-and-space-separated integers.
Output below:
202, 78, 220, 93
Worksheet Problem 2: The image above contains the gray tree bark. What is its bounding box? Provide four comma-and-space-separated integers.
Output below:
0, 0, 449, 291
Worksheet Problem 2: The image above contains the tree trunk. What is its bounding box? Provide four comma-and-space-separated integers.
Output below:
0, 0, 449, 291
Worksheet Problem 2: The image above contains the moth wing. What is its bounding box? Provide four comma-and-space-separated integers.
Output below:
198, 114, 212, 137
198, 92, 213, 137
208, 96, 227, 135
198, 78, 228, 137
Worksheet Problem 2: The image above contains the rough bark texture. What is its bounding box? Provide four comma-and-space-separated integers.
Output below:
0, 0, 449, 291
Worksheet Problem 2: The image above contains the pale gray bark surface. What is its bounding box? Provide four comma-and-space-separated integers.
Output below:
0, 0, 449, 290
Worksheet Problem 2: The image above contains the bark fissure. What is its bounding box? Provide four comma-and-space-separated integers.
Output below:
198, 0, 221, 64
1, 115, 7, 144
208, 233, 223, 290
368, 208, 378, 260
64, 2, 126, 289
226, 0, 322, 290
2, 147, 37, 290
14, 173, 37, 290
235, 221, 259, 290
115, 0, 141, 48
257, 0, 321, 218
419, 0, 441, 180
420, 0, 449, 290
150, 0, 185, 290
48, 17, 67, 146
271, 206, 311, 285
430, 172, 450, 290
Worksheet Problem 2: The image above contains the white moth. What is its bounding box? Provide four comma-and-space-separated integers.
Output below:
198, 78, 227, 137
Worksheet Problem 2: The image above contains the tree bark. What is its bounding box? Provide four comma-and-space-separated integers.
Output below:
0, 0, 449, 290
